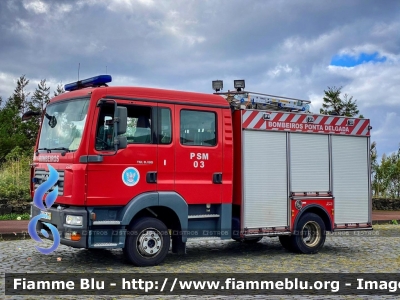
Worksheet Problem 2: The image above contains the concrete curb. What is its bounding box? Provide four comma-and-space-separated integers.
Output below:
372, 219, 400, 225
0, 231, 31, 241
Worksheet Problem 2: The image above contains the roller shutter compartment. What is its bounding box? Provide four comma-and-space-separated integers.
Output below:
243, 130, 288, 228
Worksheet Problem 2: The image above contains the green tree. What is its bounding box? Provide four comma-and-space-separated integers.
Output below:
371, 141, 378, 187
375, 153, 390, 197
31, 79, 50, 113
373, 151, 400, 198
54, 83, 65, 96
385, 148, 400, 198
24, 79, 52, 143
0, 76, 34, 161
371, 142, 385, 197
0, 106, 31, 161
6, 75, 30, 115
320, 86, 360, 117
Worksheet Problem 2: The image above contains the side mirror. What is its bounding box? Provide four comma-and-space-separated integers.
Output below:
115, 136, 127, 149
115, 106, 127, 135
22, 110, 41, 121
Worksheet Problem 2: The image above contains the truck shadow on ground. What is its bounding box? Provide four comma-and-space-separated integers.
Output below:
70, 238, 356, 269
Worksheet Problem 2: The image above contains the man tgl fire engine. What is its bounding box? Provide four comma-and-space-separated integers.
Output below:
26, 75, 372, 266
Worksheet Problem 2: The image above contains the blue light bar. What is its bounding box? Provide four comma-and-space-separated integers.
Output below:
64, 75, 112, 92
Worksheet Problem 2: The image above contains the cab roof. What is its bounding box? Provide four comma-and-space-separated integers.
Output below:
51, 86, 230, 108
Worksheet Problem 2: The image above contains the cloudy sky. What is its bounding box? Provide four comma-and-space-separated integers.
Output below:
1, 0, 399, 158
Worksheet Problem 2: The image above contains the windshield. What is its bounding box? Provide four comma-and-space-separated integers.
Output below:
38, 98, 90, 152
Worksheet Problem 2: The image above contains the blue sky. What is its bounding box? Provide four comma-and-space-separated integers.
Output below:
331, 52, 387, 67
0, 0, 399, 160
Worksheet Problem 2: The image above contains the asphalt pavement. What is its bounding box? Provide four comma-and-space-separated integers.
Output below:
1, 224, 400, 299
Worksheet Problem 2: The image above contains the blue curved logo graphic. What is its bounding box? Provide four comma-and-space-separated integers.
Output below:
28, 164, 60, 254
122, 167, 140, 186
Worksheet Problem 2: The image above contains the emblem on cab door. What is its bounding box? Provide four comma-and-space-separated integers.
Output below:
122, 167, 140, 186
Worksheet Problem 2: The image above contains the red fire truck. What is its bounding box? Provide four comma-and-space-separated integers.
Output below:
26, 75, 372, 266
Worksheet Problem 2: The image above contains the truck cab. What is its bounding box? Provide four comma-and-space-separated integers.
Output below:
29, 75, 233, 266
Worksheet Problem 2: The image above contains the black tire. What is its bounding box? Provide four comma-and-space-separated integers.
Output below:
290, 212, 326, 254
124, 217, 170, 267
279, 235, 293, 251
233, 237, 263, 243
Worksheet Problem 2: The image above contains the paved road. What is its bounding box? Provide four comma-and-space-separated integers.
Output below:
1, 224, 400, 299
2, 210, 400, 236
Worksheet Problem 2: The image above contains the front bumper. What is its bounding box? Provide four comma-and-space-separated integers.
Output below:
31, 204, 88, 248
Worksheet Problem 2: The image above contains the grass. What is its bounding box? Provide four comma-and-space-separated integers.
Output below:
0, 155, 31, 201
0, 213, 30, 221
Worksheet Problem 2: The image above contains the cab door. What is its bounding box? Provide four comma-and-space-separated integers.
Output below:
174, 106, 223, 204
86, 100, 158, 206
156, 104, 175, 191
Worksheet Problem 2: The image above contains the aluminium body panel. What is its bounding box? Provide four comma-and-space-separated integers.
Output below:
242, 130, 288, 228
290, 133, 330, 193
332, 135, 369, 224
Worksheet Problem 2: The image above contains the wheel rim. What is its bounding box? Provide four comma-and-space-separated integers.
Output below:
136, 228, 163, 258
301, 221, 321, 247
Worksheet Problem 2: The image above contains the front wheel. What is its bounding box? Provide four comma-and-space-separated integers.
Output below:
290, 213, 326, 254
124, 217, 170, 266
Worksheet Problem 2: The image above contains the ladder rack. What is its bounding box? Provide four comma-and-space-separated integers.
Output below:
214, 90, 312, 113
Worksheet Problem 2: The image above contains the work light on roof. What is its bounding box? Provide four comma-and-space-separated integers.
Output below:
212, 80, 223, 92
64, 75, 112, 92
234, 79, 245, 91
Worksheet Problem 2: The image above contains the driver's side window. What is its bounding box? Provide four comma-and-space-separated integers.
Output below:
95, 104, 153, 150
95, 105, 115, 150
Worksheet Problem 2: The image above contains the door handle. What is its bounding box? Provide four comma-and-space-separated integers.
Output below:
212, 172, 222, 184
146, 171, 157, 183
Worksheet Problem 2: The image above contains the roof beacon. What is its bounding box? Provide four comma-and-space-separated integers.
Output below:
64, 75, 112, 92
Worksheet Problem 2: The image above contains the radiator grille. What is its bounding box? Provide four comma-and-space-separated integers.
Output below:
33, 169, 65, 196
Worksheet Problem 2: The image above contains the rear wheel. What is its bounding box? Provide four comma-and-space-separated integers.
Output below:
124, 217, 170, 266
290, 212, 326, 254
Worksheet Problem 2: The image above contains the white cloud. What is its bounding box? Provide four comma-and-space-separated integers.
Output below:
267, 65, 294, 78
370, 111, 400, 155
56, 4, 73, 14
137, 0, 155, 6
9, 18, 33, 37
371, 21, 400, 38
23, 0, 48, 14
0, 72, 17, 103
282, 30, 342, 55
328, 62, 400, 108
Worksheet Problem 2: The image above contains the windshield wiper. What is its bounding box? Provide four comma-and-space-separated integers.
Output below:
50, 147, 71, 152
47, 147, 72, 156
36, 147, 71, 156
37, 148, 52, 153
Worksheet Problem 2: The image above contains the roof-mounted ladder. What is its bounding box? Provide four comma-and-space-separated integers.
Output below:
215, 90, 312, 113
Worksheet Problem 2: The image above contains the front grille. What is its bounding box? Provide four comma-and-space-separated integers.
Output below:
34, 169, 65, 196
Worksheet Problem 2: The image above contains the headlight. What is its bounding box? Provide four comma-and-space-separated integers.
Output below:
66, 215, 83, 226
